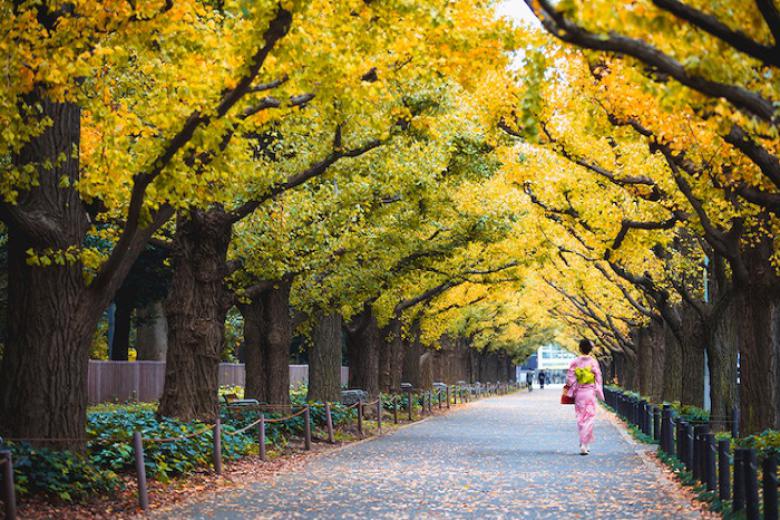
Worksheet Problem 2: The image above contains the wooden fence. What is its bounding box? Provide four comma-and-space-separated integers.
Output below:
87, 361, 349, 405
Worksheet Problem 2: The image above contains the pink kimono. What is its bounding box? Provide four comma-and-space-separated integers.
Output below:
566, 355, 605, 445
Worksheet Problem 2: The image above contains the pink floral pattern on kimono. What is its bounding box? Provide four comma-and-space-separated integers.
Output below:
566, 355, 605, 445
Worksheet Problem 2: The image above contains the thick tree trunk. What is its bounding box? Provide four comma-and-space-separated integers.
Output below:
110, 287, 135, 361
662, 322, 683, 403
240, 298, 267, 402
679, 306, 705, 408
260, 280, 292, 406
378, 319, 403, 393
0, 99, 97, 449
136, 301, 168, 361
402, 330, 425, 388
158, 210, 233, 421
307, 312, 343, 402
346, 306, 380, 397
736, 286, 780, 434
708, 297, 738, 431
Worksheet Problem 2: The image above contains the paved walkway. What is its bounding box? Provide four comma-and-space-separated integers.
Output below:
157, 389, 702, 519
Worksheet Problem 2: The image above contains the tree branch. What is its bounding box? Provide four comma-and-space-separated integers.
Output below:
653, 0, 780, 67
526, 0, 778, 125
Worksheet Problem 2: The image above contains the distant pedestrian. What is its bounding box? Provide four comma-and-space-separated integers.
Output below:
526, 371, 534, 391
538, 370, 546, 389
565, 339, 604, 455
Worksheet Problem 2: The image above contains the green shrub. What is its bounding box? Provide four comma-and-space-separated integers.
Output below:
736, 429, 780, 457
8, 443, 121, 502
88, 408, 253, 481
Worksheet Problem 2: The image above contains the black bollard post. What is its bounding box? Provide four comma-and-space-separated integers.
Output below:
676, 420, 686, 462
438, 389, 443, 410
132, 431, 149, 511
704, 433, 717, 491
653, 407, 661, 442
304, 406, 312, 450
745, 448, 760, 520
684, 423, 695, 470
446, 386, 451, 409
763, 455, 778, 520
693, 425, 709, 482
733, 448, 746, 512
718, 439, 730, 502
1, 450, 17, 520
213, 418, 222, 475
259, 414, 267, 459
661, 405, 674, 456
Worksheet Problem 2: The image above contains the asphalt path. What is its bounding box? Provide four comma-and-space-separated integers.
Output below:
157, 387, 702, 519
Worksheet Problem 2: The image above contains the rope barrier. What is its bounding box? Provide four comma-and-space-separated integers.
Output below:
264, 407, 309, 424
222, 417, 265, 436
145, 424, 215, 444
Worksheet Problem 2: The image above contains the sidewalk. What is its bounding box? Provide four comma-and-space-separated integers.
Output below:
156, 389, 703, 519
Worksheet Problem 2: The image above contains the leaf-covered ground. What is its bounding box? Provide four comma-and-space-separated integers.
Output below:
155, 389, 706, 519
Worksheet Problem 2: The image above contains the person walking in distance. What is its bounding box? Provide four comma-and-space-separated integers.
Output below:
537, 370, 546, 389
525, 370, 534, 391
564, 339, 604, 455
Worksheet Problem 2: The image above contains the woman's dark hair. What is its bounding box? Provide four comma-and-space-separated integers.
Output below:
579, 339, 594, 355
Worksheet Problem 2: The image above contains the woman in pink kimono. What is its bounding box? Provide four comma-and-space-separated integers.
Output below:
565, 339, 604, 455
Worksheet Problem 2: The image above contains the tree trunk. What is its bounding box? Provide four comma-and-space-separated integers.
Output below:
110, 287, 135, 361
662, 322, 683, 403
0, 98, 97, 449
346, 306, 380, 397
736, 286, 780, 434
679, 305, 705, 408
378, 319, 403, 393
708, 296, 738, 431
401, 332, 425, 388
136, 301, 168, 361
260, 280, 292, 406
240, 298, 267, 402
307, 312, 343, 402
158, 209, 233, 421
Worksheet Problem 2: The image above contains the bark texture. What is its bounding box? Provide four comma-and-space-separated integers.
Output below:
346, 306, 381, 397
307, 312, 343, 402
241, 279, 293, 407
136, 301, 168, 361
158, 210, 233, 421
0, 99, 96, 449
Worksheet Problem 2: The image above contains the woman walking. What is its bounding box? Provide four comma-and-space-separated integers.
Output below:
565, 339, 604, 455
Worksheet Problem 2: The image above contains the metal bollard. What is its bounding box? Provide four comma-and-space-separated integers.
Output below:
132, 432, 149, 511
718, 439, 730, 502
438, 389, 443, 409
304, 406, 312, 450
376, 399, 382, 432
357, 400, 364, 435
213, 418, 222, 475
653, 407, 661, 442
676, 420, 686, 461
704, 433, 716, 491
745, 448, 760, 520
259, 414, 267, 460
763, 455, 778, 520
427, 392, 433, 414
693, 425, 709, 482
446, 386, 451, 409
733, 449, 745, 512
661, 405, 673, 455
684, 423, 694, 470
325, 404, 335, 444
